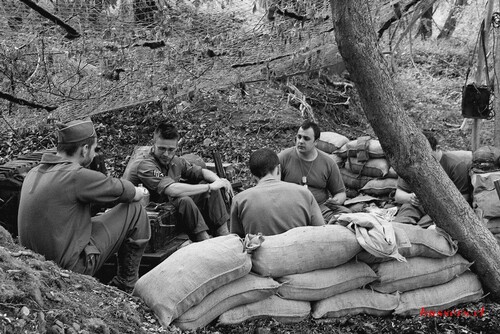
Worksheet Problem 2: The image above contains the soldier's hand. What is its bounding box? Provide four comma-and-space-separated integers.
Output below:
222, 178, 234, 198
409, 193, 421, 207
209, 179, 226, 191
133, 187, 145, 202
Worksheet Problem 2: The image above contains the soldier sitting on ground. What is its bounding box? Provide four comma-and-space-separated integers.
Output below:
123, 122, 233, 241
230, 148, 324, 237
18, 119, 150, 293
393, 131, 472, 228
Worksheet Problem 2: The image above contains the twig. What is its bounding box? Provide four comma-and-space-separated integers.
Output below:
378, 0, 421, 39
1, 113, 18, 135
179, 61, 214, 79
393, 0, 439, 52
25, 45, 42, 85
18, 0, 80, 39
0, 90, 57, 112
231, 53, 293, 68
287, 83, 317, 122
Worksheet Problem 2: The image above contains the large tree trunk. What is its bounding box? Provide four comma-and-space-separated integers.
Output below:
331, 0, 500, 300
437, 0, 468, 39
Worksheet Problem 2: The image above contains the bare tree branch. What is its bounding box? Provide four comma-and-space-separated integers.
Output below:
0, 90, 57, 112
378, 0, 421, 39
392, 0, 439, 51
18, 0, 80, 39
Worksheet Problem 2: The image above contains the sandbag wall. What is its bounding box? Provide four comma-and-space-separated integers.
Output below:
349, 220, 482, 317
133, 222, 483, 330
470, 146, 500, 245
317, 132, 398, 204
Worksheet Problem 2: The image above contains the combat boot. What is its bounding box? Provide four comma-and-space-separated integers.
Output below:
108, 240, 147, 293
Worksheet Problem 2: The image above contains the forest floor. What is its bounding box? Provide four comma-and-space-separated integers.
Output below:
1, 39, 500, 334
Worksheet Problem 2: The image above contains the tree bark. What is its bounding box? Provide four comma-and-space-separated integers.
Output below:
331, 0, 500, 300
437, 0, 468, 39
416, 5, 433, 39
494, 13, 500, 147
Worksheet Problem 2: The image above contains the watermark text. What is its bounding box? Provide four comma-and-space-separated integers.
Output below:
420, 307, 485, 318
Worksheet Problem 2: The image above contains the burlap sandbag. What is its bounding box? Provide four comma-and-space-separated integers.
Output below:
316, 131, 350, 154
340, 168, 374, 190
328, 153, 345, 168
337, 139, 385, 159
133, 234, 252, 327
370, 254, 472, 293
392, 223, 458, 258
311, 288, 399, 318
277, 261, 377, 301
486, 217, 500, 234
360, 178, 398, 196
218, 295, 311, 325
251, 225, 361, 277
172, 273, 280, 331
356, 223, 458, 263
394, 271, 483, 316
345, 157, 390, 178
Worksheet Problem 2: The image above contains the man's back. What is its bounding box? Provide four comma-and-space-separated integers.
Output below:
440, 151, 472, 198
18, 153, 136, 270
230, 178, 324, 237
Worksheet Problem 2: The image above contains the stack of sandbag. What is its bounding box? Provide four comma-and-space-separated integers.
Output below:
133, 234, 256, 329
350, 219, 483, 317
336, 136, 398, 199
315, 131, 350, 167
470, 146, 500, 245
172, 273, 281, 330
217, 225, 364, 325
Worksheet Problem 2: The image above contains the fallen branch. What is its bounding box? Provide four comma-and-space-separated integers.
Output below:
18, 0, 80, 39
378, 0, 421, 39
85, 98, 161, 118
0, 90, 57, 112
287, 83, 317, 122
272, 6, 308, 22
393, 0, 439, 51
318, 74, 354, 94
231, 53, 292, 68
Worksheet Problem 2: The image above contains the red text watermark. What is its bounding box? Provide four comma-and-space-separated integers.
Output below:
420, 307, 485, 318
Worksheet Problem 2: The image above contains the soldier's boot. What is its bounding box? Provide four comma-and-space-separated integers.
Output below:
108, 240, 147, 293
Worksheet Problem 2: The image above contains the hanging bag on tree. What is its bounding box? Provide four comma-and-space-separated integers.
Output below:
461, 19, 494, 120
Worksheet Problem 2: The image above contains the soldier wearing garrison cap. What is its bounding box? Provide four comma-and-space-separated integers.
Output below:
18, 118, 150, 293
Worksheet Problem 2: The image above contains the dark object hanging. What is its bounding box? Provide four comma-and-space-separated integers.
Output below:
461, 83, 493, 119
461, 19, 494, 120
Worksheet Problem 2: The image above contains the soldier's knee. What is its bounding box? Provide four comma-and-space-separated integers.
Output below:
177, 196, 196, 209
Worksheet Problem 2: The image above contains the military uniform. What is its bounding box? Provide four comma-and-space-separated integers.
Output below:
18, 153, 150, 275
123, 147, 228, 237
18, 118, 151, 294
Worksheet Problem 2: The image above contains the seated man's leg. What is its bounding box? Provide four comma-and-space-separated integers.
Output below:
172, 196, 211, 241
72, 202, 150, 292
193, 189, 229, 237
393, 203, 425, 225
417, 214, 435, 228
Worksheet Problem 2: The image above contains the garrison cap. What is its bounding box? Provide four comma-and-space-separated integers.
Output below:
56, 119, 96, 144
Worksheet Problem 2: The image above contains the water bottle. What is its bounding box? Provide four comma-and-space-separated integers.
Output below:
138, 183, 150, 208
